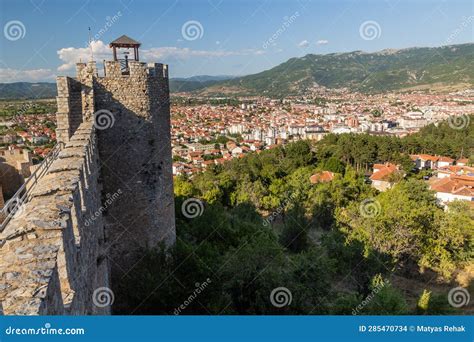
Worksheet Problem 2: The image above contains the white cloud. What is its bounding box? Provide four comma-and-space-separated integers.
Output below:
143, 47, 238, 60
57, 40, 265, 71
317, 39, 329, 45
144, 47, 266, 59
298, 40, 309, 48
57, 40, 111, 71
0, 68, 55, 82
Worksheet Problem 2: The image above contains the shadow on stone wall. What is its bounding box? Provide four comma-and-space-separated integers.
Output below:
93, 81, 175, 292
0, 159, 24, 199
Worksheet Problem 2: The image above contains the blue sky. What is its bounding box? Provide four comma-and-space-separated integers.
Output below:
0, 0, 473, 82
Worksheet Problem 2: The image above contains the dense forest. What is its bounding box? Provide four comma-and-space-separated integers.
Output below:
115, 117, 473, 315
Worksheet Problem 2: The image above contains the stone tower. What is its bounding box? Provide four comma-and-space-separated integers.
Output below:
61, 36, 176, 279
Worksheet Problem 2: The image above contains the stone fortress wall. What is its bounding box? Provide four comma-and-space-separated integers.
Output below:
0, 120, 107, 314
0, 58, 175, 315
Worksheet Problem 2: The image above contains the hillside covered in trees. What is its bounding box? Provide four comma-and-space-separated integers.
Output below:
116, 117, 473, 315
198, 44, 474, 96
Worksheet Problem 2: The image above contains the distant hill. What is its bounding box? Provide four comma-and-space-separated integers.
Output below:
198, 43, 474, 96
0, 82, 57, 100
169, 75, 235, 93
0, 76, 238, 99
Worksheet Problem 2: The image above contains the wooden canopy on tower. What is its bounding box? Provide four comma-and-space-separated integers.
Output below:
109, 35, 141, 61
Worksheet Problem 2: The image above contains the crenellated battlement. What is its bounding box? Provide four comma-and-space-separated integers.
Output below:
89, 61, 169, 79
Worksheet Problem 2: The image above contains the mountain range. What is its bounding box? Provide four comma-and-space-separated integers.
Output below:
0, 76, 235, 100
169, 75, 235, 93
198, 43, 474, 96
1, 43, 472, 99
0, 82, 57, 100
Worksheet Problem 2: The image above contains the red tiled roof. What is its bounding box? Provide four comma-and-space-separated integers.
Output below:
310, 171, 335, 184
430, 176, 474, 196
418, 154, 439, 162
438, 156, 454, 163
370, 163, 398, 181
373, 163, 386, 170
443, 165, 474, 174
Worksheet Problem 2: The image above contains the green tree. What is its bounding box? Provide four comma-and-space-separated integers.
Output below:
280, 205, 309, 253
221, 233, 290, 314
323, 157, 345, 174
417, 289, 431, 314
364, 275, 408, 315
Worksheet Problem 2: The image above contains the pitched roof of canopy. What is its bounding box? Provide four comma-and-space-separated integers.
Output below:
109, 35, 141, 47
